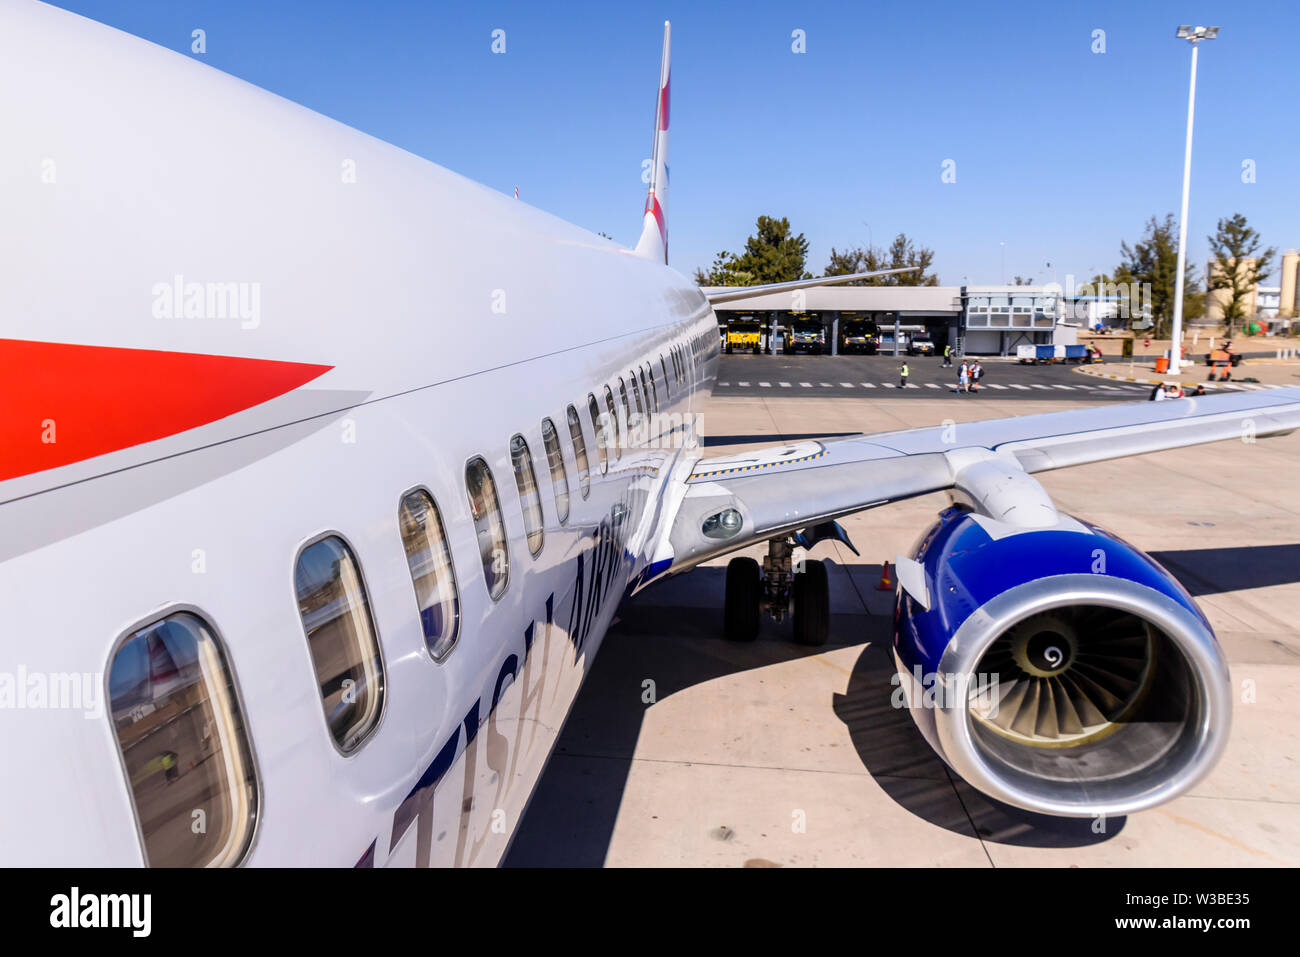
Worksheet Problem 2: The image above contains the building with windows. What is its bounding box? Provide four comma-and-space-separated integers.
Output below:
960, 285, 1065, 355
705, 283, 1071, 356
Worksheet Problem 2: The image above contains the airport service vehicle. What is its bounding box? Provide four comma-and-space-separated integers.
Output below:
5, 2, 1300, 867
724, 319, 762, 354
840, 320, 878, 355
784, 319, 826, 355
1017, 343, 1059, 364
907, 332, 935, 356
1205, 349, 1242, 367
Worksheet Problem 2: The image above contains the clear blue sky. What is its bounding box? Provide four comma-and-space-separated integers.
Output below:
51, 0, 1300, 286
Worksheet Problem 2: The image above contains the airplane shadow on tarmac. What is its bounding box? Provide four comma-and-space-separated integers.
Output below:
1149, 543, 1300, 596
506, 556, 1139, 865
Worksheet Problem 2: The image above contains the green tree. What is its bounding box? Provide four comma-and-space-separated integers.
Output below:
1207, 213, 1275, 331
695, 215, 811, 285
1112, 214, 1203, 338
823, 233, 938, 285
694, 252, 755, 286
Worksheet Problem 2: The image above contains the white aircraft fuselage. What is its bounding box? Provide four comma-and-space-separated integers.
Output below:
2, 2, 712, 866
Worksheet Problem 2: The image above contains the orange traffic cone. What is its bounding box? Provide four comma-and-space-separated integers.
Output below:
876, 560, 894, 591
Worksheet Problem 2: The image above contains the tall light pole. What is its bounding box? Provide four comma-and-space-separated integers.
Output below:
1169, 24, 1219, 375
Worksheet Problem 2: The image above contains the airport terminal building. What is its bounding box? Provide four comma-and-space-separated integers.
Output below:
705, 284, 1069, 356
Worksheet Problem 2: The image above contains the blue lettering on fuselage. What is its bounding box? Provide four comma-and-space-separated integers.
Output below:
373, 512, 630, 866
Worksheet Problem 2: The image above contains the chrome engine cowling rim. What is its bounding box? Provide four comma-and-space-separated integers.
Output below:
931, 574, 1232, 818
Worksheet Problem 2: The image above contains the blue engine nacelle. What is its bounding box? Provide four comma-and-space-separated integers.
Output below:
893, 506, 1231, 818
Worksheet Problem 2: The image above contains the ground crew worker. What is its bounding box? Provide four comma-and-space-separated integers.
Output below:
899, 362, 909, 389
942, 344, 952, 367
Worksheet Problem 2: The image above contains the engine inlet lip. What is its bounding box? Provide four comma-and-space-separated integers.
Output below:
932, 573, 1232, 818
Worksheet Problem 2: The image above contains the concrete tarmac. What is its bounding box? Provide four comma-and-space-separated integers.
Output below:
506, 393, 1300, 867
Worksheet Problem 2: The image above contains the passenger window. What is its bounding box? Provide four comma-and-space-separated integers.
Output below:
108, 611, 257, 867
617, 378, 632, 430
295, 535, 386, 753
629, 374, 644, 415
398, 490, 461, 660
566, 404, 591, 497
641, 366, 657, 414
541, 417, 571, 522
465, 457, 510, 598
603, 385, 621, 458
510, 435, 545, 556
587, 394, 609, 474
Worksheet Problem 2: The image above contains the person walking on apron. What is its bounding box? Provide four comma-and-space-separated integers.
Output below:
957, 360, 969, 394
899, 362, 909, 390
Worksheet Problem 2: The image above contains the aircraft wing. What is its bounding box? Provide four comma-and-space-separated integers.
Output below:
703, 267, 921, 304
663, 387, 1300, 571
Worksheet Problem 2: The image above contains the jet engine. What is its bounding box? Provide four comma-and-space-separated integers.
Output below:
893, 486, 1231, 818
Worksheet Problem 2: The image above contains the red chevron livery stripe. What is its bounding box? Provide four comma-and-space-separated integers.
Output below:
0, 339, 332, 482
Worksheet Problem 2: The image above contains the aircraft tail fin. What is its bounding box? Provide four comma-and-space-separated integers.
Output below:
632, 21, 671, 264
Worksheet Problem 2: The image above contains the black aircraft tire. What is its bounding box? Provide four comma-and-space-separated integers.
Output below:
792, 560, 829, 646
724, 557, 762, 642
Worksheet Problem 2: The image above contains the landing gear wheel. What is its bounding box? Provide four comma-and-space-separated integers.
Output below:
724, 557, 761, 642
792, 560, 829, 646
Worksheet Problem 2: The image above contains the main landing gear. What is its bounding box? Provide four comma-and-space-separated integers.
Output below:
723, 537, 831, 646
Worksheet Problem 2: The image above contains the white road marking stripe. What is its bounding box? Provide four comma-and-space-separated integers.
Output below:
779, 381, 791, 387
987, 383, 1007, 390
1031, 384, 1052, 390
860, 382, 876, 388
925, 382, 941, 389
1052, 384, 1074, 390
820, 382, 833, 387
840, 382, 854, 388
1008, 384, 1030, 390
758, 381, 771, 387
738, 381, 750, 387
717, 382, 730, 387
883, 383, 896, 388
799, 382, 812, 387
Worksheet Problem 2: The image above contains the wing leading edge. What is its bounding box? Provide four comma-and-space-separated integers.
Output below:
658, 387, 1300, 573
